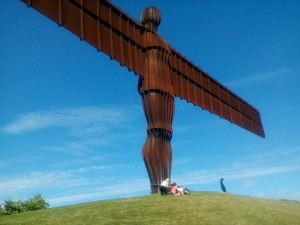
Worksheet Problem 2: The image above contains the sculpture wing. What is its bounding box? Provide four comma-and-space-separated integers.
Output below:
169, 48, 265, 138
21, 0, 145, 75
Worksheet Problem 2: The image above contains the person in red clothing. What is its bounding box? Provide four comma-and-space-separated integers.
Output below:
170, 184, 180, 195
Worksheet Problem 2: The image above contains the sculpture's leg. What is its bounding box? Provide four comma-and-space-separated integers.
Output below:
141, 90, 174, 193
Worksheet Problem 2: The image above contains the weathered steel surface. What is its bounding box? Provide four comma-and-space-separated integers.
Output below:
21, 0, 265, 193
139, 8, 174, 192
169, 49, 265, 137
21, 0, 145, 75
140, 91, 174, 193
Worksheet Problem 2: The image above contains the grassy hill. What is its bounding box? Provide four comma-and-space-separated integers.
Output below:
1, 191, 299, 225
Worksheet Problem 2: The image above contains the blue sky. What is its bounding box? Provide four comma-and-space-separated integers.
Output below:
1, 0, 300, 207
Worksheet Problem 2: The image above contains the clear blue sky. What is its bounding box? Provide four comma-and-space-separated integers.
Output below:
1, 0, 299, 207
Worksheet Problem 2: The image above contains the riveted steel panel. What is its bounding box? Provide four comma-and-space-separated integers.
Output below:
169, 48, 264, 137
21, 0, 145, 76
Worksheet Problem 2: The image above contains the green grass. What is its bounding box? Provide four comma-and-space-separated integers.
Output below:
1, 192, 300, 225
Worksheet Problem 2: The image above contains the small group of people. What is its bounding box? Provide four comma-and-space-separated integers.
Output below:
159, 178, 190, 195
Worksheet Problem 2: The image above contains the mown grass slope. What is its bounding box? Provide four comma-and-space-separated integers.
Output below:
1, 192, 299, 225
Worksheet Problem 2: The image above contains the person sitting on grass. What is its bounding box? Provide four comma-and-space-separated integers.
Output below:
170, 183, 181, 195
176, 186, 187, 195
159, 178, 171, 195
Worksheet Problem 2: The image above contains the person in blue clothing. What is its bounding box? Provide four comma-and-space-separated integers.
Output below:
220, 178, 227, 192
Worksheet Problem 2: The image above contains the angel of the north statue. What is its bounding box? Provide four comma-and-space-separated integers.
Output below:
21, 0, 265, 193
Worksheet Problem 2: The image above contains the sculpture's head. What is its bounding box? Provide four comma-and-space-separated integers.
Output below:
141, 6, 161, 32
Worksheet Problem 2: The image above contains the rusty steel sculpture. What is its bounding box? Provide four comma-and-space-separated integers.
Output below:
21, 0, 265, 193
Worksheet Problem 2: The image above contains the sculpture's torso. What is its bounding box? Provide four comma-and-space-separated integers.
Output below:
139, 32, 173, 95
